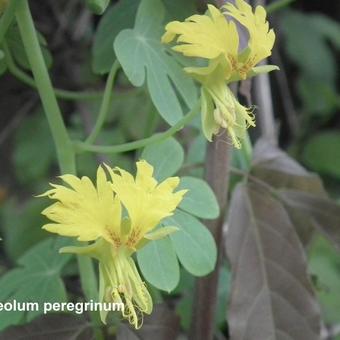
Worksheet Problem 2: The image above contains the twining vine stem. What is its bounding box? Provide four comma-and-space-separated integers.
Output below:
74, 101, 200, 154
85, 60, 120, 144
4, 49, 102, 101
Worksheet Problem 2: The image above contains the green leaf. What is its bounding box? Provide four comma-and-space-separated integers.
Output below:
165, 210, 217, 276
0, 199, 48, 262
0, 237, 72, 331
280, 11, 337, 83
92, 0, 140, 74
115, 90, 154, 140
141, 137, 184, 181
162, 0, 196, 22
302, 131, 340, 179
227, 182, 321, 339
186, 134, 206, 165
309, 236, 340, 324
310, 13, 340, 49
177, 176, 219, 219
91, 0, 197, 74
114, 0, 197, 125
13, 110, 56, 186
280, 11, 340, 115
297, 75, 337, 116
137, 236, 179, 292
6, 24, 52, 70
185, 134, 206, 177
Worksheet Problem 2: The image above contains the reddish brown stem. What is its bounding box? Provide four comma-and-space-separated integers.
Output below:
189, 132, 231, 340
189, 2, 239, 339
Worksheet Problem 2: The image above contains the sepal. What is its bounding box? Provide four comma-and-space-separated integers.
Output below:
144, 226, 179, 240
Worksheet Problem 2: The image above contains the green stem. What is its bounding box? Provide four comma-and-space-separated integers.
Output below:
266, 0, 295, 14
74, 101, 200, 154
86, 60, 120, 144
2, 44, 101, 101
0, 0, 18, 45
16, 1, 74, 174
15, 2, 103, 339
4, 42, 140, 102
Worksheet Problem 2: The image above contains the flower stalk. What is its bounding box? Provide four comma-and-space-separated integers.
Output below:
74, 101, 200, 154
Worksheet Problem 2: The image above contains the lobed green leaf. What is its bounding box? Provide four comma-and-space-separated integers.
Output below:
165, 210, 217, 276
137, 236, 179, 292
0, 237, 72, 331
177, 176, 219, 219
141, 137, 184, 181
92, 0, 139, 74
114, 0, 197, 125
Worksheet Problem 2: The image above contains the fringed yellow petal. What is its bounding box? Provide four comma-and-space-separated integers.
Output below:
223, 0, 275, 72
162, 4, 238, 64
108, 161, 186, 248
162, 0, 277, 86
39, 165, 122, 245
144, 226, 179, 240
135, 160, 157, 191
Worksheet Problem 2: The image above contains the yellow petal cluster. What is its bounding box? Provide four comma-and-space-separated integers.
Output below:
39, 160, 187, 328
162, 5, 239, 63
223, 0, 275, 78
162, 0, 278, 148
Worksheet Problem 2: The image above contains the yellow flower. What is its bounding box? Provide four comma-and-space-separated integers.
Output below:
162, 1, 276, 81
39, 160, 187, 328
162, 4, 239, 67
161, 0, 278, 148
222, 0, 276, 79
